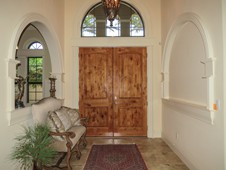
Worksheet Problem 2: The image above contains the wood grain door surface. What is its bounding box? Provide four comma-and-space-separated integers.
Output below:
79, 47, 147, 136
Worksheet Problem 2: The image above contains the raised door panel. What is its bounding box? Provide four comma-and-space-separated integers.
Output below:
113, 47, 147, 136
79, 47, 113, 136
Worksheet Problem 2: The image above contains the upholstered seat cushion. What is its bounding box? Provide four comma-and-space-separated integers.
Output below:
50, 125, 86, 152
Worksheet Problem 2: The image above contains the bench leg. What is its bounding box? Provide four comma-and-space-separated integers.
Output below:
65, 137, 73, 170
55, 152, 66, 167
74, 142, 82, 160
66, 151, 73, 170
81, 133, 87, 148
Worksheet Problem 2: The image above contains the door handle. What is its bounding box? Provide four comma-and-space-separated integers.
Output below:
114, 96, 118, 104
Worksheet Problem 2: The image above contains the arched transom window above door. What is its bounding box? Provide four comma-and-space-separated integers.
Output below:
81, 1, 145, 37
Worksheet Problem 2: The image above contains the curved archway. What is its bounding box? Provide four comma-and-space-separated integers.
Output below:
7, 13, 64, 124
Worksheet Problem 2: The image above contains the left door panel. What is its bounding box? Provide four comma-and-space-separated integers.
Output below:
79, 47, 113, 136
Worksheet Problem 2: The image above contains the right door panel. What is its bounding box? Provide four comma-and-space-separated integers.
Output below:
113, 47, 147, 136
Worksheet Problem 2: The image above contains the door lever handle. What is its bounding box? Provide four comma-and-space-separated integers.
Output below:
114, 96, 118, 104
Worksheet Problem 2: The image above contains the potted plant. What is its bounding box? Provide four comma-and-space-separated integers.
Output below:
10, 124, 56, 170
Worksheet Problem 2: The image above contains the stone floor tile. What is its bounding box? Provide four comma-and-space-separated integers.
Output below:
50, 137, 189, 170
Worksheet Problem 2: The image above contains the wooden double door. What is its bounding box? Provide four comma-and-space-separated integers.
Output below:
79, 47, 147, 136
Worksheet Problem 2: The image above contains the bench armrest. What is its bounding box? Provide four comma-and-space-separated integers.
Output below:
50, 131, 76, 149
50, 131, 75, 139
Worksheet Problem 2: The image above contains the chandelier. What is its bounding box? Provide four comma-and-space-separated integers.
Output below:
101, 0, 121, 27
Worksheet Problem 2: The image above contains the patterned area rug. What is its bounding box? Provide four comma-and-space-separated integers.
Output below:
83, 144, 148, 170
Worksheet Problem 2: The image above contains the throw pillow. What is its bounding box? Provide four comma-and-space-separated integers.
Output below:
61, 106, 81, 126
55, 108, 72, 131
47, 111, 65, 141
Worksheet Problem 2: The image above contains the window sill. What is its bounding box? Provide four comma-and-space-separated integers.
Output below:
9, 106, 32, 126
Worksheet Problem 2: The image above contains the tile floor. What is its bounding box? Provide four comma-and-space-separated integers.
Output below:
52, 137, 189, 170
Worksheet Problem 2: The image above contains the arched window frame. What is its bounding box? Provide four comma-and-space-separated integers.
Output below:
28, 41, 43, 49
81, 1, 145, 37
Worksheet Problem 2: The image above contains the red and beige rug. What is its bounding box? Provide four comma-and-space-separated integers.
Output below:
83, 144, 148, 170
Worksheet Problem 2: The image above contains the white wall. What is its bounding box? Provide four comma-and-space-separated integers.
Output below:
222, 1, 226, 169
0, 0, 64, 169
161, 0, 224, 169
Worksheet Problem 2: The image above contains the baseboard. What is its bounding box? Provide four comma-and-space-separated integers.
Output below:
162, 133, 197, 170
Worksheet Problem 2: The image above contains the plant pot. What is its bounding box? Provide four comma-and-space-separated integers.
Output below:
33, 161, 43, 170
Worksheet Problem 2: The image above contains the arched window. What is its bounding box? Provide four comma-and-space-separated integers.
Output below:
28, 41, 43, 49
27, 41, 43, 103
81, 1, 144, 37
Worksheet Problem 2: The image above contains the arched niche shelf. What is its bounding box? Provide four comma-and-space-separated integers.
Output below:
161, 12, 215, 124
6, 13, 64, 125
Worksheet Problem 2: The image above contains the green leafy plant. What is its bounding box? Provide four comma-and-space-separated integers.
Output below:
11, 124, 56, 170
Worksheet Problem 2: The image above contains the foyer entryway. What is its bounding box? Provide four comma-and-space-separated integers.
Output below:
79, 47, 147, 136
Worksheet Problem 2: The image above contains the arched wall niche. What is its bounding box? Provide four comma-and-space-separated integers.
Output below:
161, 12, 215, 124
7, 13, 64, 125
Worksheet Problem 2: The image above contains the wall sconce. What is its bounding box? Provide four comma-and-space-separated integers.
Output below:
101, 0, 121, 26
